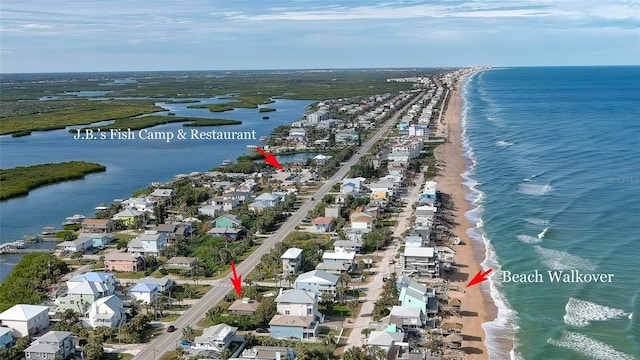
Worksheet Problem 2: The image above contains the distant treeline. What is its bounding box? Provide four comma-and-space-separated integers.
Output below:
0, 161, 106, 200
78, 116, 241, 132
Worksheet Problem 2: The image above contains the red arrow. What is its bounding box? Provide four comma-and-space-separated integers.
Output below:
230, 261, 242, 298
466, 268, 492, 288
256, 147, 283, 170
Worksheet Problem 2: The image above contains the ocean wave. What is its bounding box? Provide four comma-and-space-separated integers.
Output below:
534, 246, 596, 271
524, 217, 550, 226
496, 140, 515, 147
517, 234, 542, 243
547, 330, 634, 360
537, 227, 549, 240
462, 73, 518, 360
564, 297, 630, 327
518, 183, 553, 196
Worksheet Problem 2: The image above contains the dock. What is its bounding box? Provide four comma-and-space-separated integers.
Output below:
0, 241, 54, 255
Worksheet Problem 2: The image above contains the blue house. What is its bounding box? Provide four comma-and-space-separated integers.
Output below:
214, 214, 242, 229
397, 276, 438, 326
269, 315, 319, 339
0, 327, 12, 349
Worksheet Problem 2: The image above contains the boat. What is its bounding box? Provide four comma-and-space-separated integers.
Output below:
168, 112, 176, 116
246, 145, 258, 151
262, 116, 270, 120
259, 136, 269, 143
221, 159, 233, 166
62, 214, 86, 226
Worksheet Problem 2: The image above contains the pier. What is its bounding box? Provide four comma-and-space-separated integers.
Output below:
0, 241, 54, 255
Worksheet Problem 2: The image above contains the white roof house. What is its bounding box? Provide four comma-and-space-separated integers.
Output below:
0, 304, 50, 338
281, 248, 303, 260
84, 295, 125, 328
194, 323, 238, 351
366, 331, 405, 350
129, 283, 159, 304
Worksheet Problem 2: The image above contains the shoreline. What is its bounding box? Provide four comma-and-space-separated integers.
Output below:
434, 74, 507, 359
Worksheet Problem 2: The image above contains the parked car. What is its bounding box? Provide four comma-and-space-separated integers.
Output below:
255, 328, 268, 333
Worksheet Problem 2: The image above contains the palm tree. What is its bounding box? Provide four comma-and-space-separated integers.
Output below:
182, 325, 194, 341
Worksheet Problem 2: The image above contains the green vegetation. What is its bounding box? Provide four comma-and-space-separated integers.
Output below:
78, 115, 241, 132
0, 253, 69, 311
212, 159, 270, 174
0, 99, 163, 135
0, 161, 106, 200
259, 107, 276, 113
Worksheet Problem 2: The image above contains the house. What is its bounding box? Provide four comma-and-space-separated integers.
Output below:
67, 272, 116, 295
0, 327, 12, 349
166, 256, 198, 270
222, 191, 252, 205
390, 306, 426, 330
335, 129, 359, 144
405, 235, 425, 248
127, 230, 166, 256
122, 197, 155, 212
79, 233, 112, 248
254, 193, 280, 207
112, 208, 145, 227
129, 283, 158, 304
294, 270, 339, 297
55, 280, 108, 313
0, 304, 49, 338
23, 331, 74, 360
154, 223, 193, 242
149, 188, 176, 203
248, 201, 269, 214
269, 315, 318, 339
281, 248, 303, 274
84, 295, 125, 328
287, 128, 307, 142
322, 252, 355, 269
311, 154, 332, 166
315, 263, 350, 275
208, 227, 242, 240
403, 247, 439, 278
56, 236, 93, 253
324, 205, 341, 218
366, 331, 406, 351
194, 323, 238, 352
341, 178, 364, 195
81, 219, 114, 233
333, 240, 361, 254
104, 252, 145, 272
198, 204, 224, 217
235, 346, 296, 360
214, 214, 243, 229
209, 196, 239, 212
397, 277, 435, 314
139, 276, 174, 293
311, 217, 334, 233
350, 212, 375, 232
307, 109, 330, 123
275, 289, 321, 320
228, 298, 260, 316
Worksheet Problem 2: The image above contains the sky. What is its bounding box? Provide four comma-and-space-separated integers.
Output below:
1, 0, 639, 73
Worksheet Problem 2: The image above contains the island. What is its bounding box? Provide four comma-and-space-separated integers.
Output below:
0, 161, 106, 200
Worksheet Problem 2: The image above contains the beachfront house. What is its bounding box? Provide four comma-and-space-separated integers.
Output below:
0, 304, 50, 338
281, 247, 303, 275
23, 330, 75, 360
403, 247, 439, 278
84, 295, 125, 328
366, 331, 406, 352
193, 323, 238, 352
390, 306, 427, 331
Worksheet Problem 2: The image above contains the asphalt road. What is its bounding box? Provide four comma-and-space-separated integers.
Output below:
134, 91, 424, 359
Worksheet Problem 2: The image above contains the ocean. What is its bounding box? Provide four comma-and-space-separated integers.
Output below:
461, 67, 640, 359
0, 96, 312, 281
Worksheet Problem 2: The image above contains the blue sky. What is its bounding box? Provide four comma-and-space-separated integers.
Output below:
1, 0, 639, 73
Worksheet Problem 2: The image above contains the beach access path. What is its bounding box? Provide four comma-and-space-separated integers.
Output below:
434, 81, 495, 359
133, 91, 426, 360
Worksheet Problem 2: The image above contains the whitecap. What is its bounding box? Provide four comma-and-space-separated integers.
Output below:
517, 234, 542, 243
518, 183, 552, 196
547, 330, 634, 360
537, 227, 549, 240
496, 140, 515, 147
564, 297, 630, 327
524, 217, 550, 226
534, 246, 596, 271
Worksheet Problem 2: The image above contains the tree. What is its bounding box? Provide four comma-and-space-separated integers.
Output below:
254, 296, 277, 327
182, 325, 194, 341
221, 348, 232, 360
320, 292, 335, 314
347, 300, 360, 317
70, 251, 84, 265
84, 341, 104, 360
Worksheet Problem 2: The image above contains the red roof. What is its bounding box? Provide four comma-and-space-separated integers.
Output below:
312, 217, 333, 225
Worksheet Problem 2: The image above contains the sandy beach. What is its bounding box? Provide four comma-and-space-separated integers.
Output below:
434, 79, 497, 360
